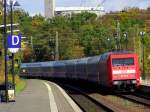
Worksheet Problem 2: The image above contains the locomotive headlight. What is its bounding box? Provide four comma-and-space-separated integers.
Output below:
23, 69, 26, 73
132, 80, 137, 84
113, 81, 119, 85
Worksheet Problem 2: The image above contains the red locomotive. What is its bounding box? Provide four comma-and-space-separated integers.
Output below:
101, 52, 141, 91
21, 50, 141, 92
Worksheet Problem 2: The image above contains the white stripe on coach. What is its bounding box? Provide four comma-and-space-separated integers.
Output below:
52, 82, 83, 112
113, 69, 136, 74
113, 70, 122, 74
127, 69, 136, 74
43, 82, 58, 112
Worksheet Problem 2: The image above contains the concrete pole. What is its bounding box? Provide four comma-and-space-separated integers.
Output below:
30, 36, 34, 62
31, 36, 33, 51
55, 31, 59, 60
117, 20, 121, 49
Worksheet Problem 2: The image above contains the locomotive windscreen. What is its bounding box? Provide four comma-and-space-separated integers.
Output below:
112, 58, 134, 66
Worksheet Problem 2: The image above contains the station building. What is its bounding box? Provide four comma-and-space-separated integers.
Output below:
45, 0, 105, 18
55, 6, 105, 17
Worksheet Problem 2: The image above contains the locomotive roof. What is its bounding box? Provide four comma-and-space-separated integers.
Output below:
109, 50, 133, 54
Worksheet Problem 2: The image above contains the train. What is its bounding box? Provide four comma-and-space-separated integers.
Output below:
20, 50, 141, 92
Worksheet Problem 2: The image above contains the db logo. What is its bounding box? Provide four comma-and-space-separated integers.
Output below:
121, 70, 127, 74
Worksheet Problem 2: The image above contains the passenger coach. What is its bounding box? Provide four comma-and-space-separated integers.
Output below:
21, 50, 141, 92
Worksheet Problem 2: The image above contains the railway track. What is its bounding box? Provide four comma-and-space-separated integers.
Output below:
50, 79, 150, 112
58, 83, 134, 112
134, 90, 150, 99
59, 83, 111, 112
118, 93, 150, 107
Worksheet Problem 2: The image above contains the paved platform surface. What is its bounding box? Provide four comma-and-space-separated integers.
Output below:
0, 79, 82, 112
141, 80, 150, 86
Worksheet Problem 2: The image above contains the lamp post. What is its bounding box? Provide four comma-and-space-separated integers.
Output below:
123, 32, 128, 49
114, 36, 118, 50
7, 0, 20, 95
107, 38, 110, 51
140, 31, 145, 80
4, 0, 8, 102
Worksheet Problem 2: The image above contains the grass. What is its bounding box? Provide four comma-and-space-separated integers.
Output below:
0, 73, 26, 94
0, 58, 26, 95
15, 78, 26, 94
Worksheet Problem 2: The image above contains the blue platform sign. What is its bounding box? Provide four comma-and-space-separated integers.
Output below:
8, 34, 21, 48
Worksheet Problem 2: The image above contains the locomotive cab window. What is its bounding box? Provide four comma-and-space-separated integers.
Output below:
112, 58, 134, 66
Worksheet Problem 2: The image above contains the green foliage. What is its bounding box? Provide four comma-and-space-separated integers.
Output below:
2, 8, 150, 76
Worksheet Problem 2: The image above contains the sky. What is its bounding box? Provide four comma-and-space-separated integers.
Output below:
17, 0, 150, 16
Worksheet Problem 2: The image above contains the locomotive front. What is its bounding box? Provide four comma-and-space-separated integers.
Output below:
108, 53, 141, 91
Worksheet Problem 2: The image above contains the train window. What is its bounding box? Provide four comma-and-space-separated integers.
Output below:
112, 58, 134, 66
100, 55, 105, 61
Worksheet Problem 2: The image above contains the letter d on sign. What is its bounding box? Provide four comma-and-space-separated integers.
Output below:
12, 36, 19, 46
8, 34, 21, 49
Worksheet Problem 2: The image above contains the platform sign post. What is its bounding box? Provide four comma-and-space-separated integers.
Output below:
7, 34, 21, 100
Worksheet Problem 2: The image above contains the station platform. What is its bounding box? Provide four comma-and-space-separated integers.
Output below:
0, 79, 82, 112
141, 80, 150, 86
